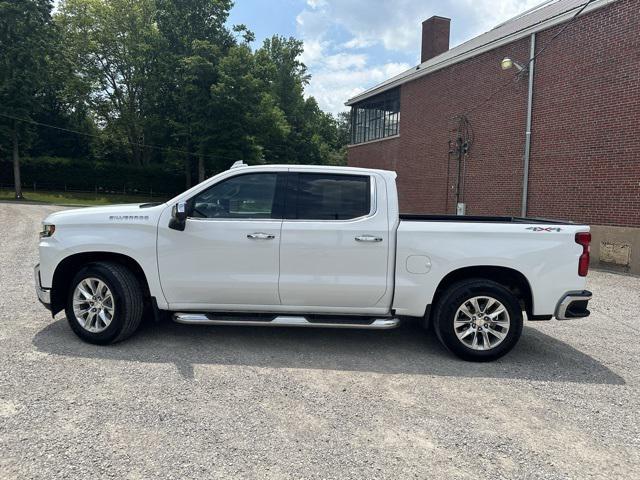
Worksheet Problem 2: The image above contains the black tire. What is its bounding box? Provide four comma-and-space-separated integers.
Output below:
433, 279, 523, 361
65, 262, 144, 345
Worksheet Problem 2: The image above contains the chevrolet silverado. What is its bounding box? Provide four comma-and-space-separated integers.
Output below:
34, 163, 592, 361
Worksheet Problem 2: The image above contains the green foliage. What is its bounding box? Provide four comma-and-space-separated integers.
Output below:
0, 157, 183, 194
1, 0, 349, 193
0, 0, 57, 197
208, 44, 290, 169
58, 0, 162, 165
255, 36, 341, 166
0, 0, 53, 120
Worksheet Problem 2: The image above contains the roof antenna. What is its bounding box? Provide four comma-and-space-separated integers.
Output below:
231, 160, 248, 169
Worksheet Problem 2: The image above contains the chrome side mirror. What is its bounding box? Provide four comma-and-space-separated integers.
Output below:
169, 201, 187, 231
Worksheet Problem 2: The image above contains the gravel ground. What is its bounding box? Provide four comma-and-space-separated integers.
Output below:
1, 202, 639, 480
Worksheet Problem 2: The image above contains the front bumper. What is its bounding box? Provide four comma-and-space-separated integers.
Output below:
34, 264, 52, 311
555, 290, 592, 320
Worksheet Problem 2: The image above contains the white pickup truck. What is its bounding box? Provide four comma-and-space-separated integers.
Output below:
34, 163, 592, 361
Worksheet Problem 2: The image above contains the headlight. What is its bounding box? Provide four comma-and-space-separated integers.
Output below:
40, 224, 56, 238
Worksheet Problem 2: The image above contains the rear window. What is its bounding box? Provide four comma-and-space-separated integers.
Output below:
291, 173, 371, 220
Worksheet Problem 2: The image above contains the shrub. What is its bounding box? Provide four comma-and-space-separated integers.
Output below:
0, 157, 184, 195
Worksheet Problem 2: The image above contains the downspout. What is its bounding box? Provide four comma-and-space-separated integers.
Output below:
521, 32, 536, 217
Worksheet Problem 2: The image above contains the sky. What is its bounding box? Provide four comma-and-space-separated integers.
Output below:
229, 0, 542, 115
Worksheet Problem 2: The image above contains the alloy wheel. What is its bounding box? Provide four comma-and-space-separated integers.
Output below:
72, 277, 115, 333
453, 296, 510, 351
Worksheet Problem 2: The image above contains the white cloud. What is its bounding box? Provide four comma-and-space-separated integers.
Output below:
299, 39, 326, 65
301, 0, 543, 51
324, 53, 368, 70
297, 0, 544, 114
305, 61, 410, 115
342, 37, 376, 49
306, 0, 327, 9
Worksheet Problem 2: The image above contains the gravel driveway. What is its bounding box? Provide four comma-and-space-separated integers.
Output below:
1, 202, 639, 479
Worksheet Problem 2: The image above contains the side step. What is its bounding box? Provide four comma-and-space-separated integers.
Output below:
173, 313, 399, 330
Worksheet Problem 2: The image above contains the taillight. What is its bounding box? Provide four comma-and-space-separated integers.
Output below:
575, 232, 591, 277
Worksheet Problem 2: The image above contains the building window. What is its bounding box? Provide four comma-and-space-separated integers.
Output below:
349, 88, 400, 145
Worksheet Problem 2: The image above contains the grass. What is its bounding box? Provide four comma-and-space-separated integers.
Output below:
0, 189, 170, 206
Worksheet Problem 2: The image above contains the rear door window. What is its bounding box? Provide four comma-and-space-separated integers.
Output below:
289, 173, 371, 220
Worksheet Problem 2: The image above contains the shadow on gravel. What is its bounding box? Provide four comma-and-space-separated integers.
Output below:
33, 318, 624, 385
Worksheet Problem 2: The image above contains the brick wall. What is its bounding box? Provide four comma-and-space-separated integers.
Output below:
348, 0, 640, 227
528, 0, 640, 227
348, 135, 401, 173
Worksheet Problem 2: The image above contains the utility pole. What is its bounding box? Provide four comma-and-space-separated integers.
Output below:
453, 133, 469, 215
448, 115, 473, 216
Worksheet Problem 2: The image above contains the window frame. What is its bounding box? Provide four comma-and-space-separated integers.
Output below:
186, 171, 287, 221
349, 88, 400, 145
283, 171, 377, 222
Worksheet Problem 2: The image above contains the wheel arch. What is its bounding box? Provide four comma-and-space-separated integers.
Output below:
430, 265, 534, 321
51, 252, 150, 315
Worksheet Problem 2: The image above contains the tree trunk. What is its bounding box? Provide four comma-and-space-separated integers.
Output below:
184, 137, 192, 189
183, 155, 192, 189
131, 142, 142, 166
140, 131, 149, 166
128, 125, 143, 166
12, 126, 23, 200
198, 155, 205, 183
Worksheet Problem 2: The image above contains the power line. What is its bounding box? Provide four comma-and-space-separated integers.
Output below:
0, 112, 243, 162
0, 111, 336, 163
528, 0, 596, 65
464, 0, 596, 116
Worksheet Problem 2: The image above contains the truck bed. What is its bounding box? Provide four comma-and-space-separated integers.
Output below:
399, 214, 572, 224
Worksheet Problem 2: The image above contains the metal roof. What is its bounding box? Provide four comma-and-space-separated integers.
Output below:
345, 0, 617, 106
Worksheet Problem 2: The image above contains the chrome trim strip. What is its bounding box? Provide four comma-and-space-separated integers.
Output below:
185, 173, 378, 223
555, 291, 592, 320
34, 264, 51, 305
186, 217, 282, 223
173, 313, 399, 330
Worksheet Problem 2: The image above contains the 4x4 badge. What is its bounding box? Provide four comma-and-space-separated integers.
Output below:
526, 227, 562, 232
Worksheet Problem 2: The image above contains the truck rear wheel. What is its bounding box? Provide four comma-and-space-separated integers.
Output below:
65, 262, 144, 345
433, 279, 523, 361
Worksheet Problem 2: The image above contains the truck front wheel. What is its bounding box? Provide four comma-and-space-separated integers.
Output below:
65, 262, 144, 345
433, 279, 523, 361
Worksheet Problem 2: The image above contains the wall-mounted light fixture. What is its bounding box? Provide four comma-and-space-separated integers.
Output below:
501, 57, 527, 72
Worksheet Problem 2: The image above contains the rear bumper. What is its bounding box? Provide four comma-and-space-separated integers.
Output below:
34, 264, 52, 311
555, 290, 592, 320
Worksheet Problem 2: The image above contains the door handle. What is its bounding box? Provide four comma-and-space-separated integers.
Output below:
247, 232, 275, 240
355, 235, 383, 242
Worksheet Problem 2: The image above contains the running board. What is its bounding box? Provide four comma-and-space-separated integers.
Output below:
173, 313, 399, 330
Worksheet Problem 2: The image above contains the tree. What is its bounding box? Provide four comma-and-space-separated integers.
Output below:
153, 0, 236, 185
331, 111, 351, 165
31, 18, 95, 160
0, 0, 54, 198
255, 36, 348, 166
0, 0, 349, 196
57, 0, 161, 165
208, 44, 289, 172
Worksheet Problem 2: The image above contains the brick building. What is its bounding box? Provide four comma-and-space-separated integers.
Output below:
346, 0, 640, 274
